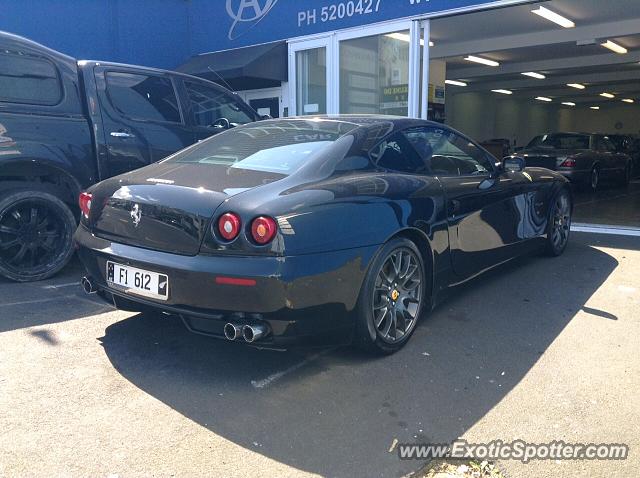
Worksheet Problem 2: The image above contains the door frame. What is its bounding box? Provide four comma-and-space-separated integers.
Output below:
288, 36, 335, 116
287, 19, 426, 117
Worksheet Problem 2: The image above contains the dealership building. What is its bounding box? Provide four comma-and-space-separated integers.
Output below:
2, 0, 639, 227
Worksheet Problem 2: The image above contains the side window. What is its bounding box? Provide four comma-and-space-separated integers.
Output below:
370, 131, 426, 173
184, 81, 254, 127
405, 127, 493, 176
106, 72, 181, 123
0, 51, 61, 105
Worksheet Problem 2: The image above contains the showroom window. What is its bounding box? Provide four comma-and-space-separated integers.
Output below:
0, 51, 61, 106
106, 72, 181, 123
340, 31, 410, 116
288, 20, 428, 117
184, 81, 254, 126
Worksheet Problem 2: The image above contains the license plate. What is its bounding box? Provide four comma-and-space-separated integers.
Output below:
106, 261, 169, 301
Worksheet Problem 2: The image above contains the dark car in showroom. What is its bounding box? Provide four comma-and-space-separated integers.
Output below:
608, 134, 640, 177
520, 133, 632, 191
75, 116, 573, 354
0, 30, 259, 282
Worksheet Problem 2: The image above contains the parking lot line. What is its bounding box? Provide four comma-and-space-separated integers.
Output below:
0, 294, 79, 308
250, 349, 334, 389
41, 282, 80, 290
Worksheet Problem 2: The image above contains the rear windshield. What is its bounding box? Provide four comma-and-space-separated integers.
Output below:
527, 134, 590, 150
167, 120, 357, 175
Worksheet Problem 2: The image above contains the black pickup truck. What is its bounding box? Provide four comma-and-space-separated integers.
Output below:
0, 31, 259, 282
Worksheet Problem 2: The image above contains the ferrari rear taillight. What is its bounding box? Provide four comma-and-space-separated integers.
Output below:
218, 213, 241, 241
79, 192, 92, 218
251, 216, 277, 245
560, 158, 577, 168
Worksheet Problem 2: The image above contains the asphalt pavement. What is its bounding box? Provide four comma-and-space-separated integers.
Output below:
0, 232, 638, 477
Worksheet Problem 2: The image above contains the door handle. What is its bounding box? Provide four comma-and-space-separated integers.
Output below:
110, 131, 135, 139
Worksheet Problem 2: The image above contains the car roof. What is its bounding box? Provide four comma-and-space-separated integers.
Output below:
0, 29, 76, 63
77, 60, 236, 91
0, 30, 237, 97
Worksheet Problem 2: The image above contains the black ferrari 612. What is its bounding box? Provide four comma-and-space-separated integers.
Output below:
75, 116, 572, 353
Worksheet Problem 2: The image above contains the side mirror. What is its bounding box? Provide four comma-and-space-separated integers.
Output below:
503, 156, 526, 172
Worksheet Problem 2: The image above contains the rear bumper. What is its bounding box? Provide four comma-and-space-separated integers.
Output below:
74, 226, 379, 348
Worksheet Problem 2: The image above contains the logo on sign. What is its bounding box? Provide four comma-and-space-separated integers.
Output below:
130, 204, 142, 228
226, 0, 279, 40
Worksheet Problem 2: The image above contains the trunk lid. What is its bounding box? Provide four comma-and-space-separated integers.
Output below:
90, 162, 285, 255
521, 148, 576, 170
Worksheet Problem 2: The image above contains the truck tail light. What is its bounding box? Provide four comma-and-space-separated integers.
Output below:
79, 192, 92, 218
251, 216, 277, 245
218, 213, 241, 241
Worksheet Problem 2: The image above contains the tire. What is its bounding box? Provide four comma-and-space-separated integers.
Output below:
353, 237, 428, 355
0, 189, 76, 282
587, 166, 600, 192
544, 188, 572, 257
620, 163, 632, 187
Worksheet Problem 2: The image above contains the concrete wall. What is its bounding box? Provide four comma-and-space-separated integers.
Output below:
567, 104, 640, 135
446, 91, 639, 147
446, 91, 565, 147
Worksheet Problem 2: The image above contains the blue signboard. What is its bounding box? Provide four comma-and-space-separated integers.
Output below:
0, 0, 526, 69
190, 0, 526, 52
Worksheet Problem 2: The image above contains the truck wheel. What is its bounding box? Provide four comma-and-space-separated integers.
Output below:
0, 190, 76, 282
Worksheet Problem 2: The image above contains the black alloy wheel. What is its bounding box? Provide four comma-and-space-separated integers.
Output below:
545, 189, 572, 257
0, 190, 76, 282
355, 237, 427, 354
372, 248, 423, 343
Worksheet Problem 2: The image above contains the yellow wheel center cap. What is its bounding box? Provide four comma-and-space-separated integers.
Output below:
391, 289, 400, 301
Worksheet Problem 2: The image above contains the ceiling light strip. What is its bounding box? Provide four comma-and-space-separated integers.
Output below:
601, 40, 628, 55
531, 6, 575, 28
522, 72, 546, 79
445, 80, 468, 87
465, 55, 500, 67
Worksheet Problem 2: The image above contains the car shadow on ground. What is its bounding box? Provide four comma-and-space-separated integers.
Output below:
96, 234, 626, 477
0, 257, 112, 333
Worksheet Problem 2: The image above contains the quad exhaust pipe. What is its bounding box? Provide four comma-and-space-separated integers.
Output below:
242, 324, 268, 343
81, 276, 97, 294
223, 322, 243, 341
224, 322, 269, 343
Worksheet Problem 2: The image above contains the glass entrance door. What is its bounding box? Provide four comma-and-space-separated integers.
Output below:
295, 48, 327, 115
289, 37, 334, 116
